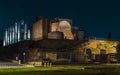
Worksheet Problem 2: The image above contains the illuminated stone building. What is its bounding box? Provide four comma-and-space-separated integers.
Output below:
31, 16, 50, 40
58, 19, 74, 39
77, 39, 118, 63
2, 16, 118, 65
50, 20, 59, 32
31, 17, 74, 40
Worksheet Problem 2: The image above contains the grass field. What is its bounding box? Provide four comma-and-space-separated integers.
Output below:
0, 65, 120, 75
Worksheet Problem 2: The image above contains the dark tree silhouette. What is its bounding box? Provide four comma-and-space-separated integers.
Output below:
107, 32, 112, 40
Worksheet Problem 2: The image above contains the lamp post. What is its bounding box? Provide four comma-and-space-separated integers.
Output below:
23, 52, 26, 63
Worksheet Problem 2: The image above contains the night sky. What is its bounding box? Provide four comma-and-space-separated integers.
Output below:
0, 0, 120, 40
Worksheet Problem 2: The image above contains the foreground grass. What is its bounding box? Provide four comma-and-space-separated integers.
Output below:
0, 66, 84, 73
0, 65, 120, 75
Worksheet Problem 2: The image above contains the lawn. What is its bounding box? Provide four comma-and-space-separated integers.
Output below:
0, 65, 120, 75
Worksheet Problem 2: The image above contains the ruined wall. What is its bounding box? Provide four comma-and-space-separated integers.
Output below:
83, 40, 118, 54
0, 39, 118, 64
48, 31, 64, 39
31, 20, 43, 40
31, 17, 49, 40
51, 22, 59, 32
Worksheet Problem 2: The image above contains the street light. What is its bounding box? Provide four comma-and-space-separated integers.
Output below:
23, 52, 26, 63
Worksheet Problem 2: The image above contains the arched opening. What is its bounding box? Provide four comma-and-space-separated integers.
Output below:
86, 49, 92, 62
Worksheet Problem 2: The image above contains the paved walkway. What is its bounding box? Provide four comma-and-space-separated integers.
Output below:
0, 61, 34, 68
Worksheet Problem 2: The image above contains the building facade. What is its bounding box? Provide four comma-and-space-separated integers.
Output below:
31, 17, 74, 40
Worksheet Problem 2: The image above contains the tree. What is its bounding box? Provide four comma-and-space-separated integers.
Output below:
107, 32, 112, 40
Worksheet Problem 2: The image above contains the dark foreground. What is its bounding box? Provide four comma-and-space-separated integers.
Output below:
0, 65, 120, 75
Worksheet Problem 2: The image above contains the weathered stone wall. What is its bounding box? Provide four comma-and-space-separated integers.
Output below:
71, 39, 118, 63
82, 39, 118, 54
0, 39, 118, 64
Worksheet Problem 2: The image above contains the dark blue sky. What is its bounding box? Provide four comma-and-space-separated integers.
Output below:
0, 0, 120, 40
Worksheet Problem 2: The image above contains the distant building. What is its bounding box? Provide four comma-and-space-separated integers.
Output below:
31, 17, 74, 40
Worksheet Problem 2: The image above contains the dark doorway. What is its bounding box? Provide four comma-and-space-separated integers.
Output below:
100, 50, 107, 63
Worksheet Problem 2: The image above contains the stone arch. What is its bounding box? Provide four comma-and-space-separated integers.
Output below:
86, 49, 92, 60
